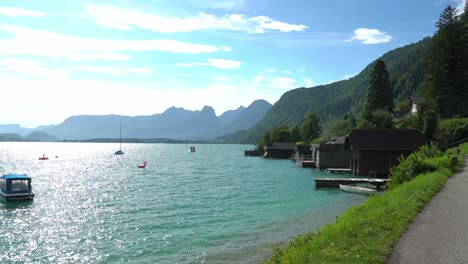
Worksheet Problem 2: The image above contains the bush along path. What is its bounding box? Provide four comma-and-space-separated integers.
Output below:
266, 143, 464, 264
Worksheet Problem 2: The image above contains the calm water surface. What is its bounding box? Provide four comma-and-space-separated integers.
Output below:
0, 142, 367, 263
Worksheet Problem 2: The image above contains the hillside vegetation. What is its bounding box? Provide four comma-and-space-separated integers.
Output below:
220, 38, 430, 144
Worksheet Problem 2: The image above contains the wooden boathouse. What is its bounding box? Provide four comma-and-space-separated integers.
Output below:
263, 142, 297, 159
345, 129, 427, 176
294, 145, 315, 168
311, 135, 351, 169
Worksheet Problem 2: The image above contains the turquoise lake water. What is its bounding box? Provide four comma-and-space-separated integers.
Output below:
0, 142, 367, 263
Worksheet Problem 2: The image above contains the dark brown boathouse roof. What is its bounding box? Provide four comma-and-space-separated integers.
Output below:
345, 129, 427, 151
271, 142, 297, 150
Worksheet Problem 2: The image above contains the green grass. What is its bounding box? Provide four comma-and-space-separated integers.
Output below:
446, 142, 468, 156
266, 167, 454, 264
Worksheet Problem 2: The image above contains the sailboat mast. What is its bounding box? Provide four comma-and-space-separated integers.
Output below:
114, 122, 124, 155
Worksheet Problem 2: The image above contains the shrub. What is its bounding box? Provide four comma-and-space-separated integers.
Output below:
417, 142, 443, 158
426, 155, 458, 171
389, 154, 435, 188
439, 117, 468, 145
389, 143, 448, 188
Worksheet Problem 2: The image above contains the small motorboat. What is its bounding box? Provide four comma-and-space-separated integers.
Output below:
339, 184, 377, 195
0, 174, 35, 202
39, 154, 48, 160
138, 161, 147, 169
189, 146, 196, 152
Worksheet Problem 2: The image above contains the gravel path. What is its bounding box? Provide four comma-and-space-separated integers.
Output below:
388, 157, 468, 264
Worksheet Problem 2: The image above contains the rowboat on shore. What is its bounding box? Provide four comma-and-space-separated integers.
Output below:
339, 184, 377, 195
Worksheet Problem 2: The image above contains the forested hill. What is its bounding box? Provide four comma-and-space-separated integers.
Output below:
220, 37, 431, 144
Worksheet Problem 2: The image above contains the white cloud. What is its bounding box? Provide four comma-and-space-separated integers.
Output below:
86, 5, 308, 34
0, 59, 68, 79
268, 76, 297, 89
248, 16, 308, 33
0, 6, 45, 17
67, 52, 130, 61
0, 25, 223, 60
301, 77, 314, 87
191, 0, 246, 10
347, 28, 392, 44
71, 66, 152, 76
456, 0, 466, 15
213, 75, 231, 82
244, 68, 312, 95
209, 59, 242, 69
176, 59, 242, 69
0, 58, 153, 79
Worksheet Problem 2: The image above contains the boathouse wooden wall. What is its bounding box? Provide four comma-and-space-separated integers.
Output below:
346, 129, 427, 177
263, 142, 296, 159
311, 135, 351, 169
350, 150, 412, 176
294, 145, 312, 161
314, 144, 351, 169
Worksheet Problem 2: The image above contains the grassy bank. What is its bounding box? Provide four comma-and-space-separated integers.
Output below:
267, 144, 465, 263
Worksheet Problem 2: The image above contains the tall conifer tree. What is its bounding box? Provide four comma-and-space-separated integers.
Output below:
300, 112, 321, 143
363, 59, 394, 120
423, 5, 466, 117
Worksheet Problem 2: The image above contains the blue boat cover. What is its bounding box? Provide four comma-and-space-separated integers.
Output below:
3, 174, 30, 179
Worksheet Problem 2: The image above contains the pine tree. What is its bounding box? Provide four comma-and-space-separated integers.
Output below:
363, 59, 394, 119
300, 112, 321, 143
465, 0, 468, 22
291, 125, 301, 142
423, 5, 466, 117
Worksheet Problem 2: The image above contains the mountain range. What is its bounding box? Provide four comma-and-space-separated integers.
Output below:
0, 99, 272, 141
219, 37, 430, 143
0, 37, 432, 144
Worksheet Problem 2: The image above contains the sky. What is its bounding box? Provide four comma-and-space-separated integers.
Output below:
0, 0, 465, 128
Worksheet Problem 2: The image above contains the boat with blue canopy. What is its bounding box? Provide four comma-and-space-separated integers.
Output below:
0, 174, 35, 202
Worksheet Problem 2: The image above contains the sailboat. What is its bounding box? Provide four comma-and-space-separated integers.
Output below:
114, 123, 124, 155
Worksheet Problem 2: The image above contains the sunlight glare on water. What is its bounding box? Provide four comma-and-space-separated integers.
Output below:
0, 142, 366, 263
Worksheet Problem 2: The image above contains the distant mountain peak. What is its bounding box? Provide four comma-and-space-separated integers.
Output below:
201, 105, 215, 114
3, 100, 271, 141
163, 106, 186, 114
248, 99, 271, 107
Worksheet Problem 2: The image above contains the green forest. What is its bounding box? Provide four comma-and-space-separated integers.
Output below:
220, 4, 467, 147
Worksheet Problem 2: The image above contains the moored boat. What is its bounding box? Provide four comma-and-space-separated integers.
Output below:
339, 184, 377, 195
0, 174, 35, 202
114, 123, 124, 155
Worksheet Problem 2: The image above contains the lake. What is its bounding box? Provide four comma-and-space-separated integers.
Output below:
0, 142, 367, 263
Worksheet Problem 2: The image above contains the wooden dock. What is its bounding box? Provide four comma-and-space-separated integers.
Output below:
244, 150, 262, 156
314, 177, 390, 189
297, 160, 316, 168
325, 168, 352, 173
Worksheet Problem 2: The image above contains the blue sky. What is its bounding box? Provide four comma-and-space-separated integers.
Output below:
0, 0, 465, 127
